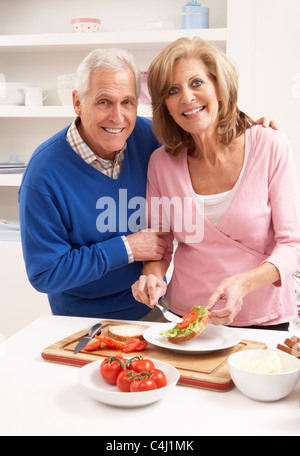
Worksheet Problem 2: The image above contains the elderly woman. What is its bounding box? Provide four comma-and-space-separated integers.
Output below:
132, 37, 300, 330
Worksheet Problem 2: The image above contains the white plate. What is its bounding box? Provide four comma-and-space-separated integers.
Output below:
0, 220, 20, 230
143, 323, 241, 354
0, 167, 25, 174
0, 230, 21, 241
78, 359, 180, 408
0, 162, 26, 167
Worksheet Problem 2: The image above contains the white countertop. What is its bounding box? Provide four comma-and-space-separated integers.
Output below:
0, 315, 299, 437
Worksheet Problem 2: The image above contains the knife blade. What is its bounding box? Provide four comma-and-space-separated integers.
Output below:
74, 322, 102, 354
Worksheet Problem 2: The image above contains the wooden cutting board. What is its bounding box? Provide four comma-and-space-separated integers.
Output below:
41, 320, 266, 392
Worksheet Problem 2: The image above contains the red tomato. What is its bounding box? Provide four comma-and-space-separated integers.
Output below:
122, 338, 141, 353
116, 369, 137, 392
84, 339, 103, 351
100, 356, 126, 385
100, 335, 125, 350
130, 377, 157, 392
149, 369, 167, 388
126, 358, 155, 373
177, 310, 198, 329
134, 340, 148, 351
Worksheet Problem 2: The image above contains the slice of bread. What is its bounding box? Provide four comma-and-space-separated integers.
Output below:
107, 324, 145, 342
168, 309, 211, 344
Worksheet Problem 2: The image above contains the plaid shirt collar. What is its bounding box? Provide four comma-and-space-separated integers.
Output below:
65, 117, 126, 179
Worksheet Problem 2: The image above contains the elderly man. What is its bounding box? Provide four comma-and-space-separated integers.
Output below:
18, 48, 166, 321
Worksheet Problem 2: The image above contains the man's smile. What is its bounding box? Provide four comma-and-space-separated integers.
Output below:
102, 127, 125, 134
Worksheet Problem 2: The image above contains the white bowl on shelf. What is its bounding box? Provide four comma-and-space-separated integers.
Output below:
71, 18, 101, 33
57, 88, 73, 106
228, 349, 300, 402
57, 74, 76, 89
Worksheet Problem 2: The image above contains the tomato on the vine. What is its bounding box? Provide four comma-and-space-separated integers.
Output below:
130, 376, 157, 392
100, 356, 126, 385
149, 369, 167, 388
116, 369, 137, 392
126, 357, 155, 373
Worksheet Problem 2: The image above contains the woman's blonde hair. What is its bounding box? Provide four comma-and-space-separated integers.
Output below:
148, 37, 255, 155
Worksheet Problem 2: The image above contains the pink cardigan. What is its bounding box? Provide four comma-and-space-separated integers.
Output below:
147, 125, 300, 326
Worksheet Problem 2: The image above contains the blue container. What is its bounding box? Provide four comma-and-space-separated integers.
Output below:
182, 1, 209, 29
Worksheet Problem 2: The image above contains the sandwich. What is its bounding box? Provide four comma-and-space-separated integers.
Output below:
161, 305, 210, 344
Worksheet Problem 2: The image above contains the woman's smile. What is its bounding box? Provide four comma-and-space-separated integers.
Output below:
165, 58, 219, 136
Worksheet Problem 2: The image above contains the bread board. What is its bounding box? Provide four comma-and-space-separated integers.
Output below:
41, 320, 266, 392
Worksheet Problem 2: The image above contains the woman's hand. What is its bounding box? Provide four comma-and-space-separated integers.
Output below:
132, 274, 167, 308
207, 263, 280, 325
207, 275, 246, 325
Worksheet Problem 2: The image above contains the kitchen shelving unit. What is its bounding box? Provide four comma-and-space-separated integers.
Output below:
0, 27, 227, 192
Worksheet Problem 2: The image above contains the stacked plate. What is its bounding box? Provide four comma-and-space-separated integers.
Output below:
0, 161, 26, 174
0, 219, 21, 242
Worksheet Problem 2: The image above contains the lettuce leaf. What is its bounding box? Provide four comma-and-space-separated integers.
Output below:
160, 306, 207, 338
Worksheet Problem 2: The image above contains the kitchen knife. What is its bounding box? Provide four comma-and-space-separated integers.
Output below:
74, 322, 102, 354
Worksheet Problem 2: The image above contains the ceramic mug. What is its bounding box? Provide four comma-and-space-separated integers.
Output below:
22, 87, 48, 106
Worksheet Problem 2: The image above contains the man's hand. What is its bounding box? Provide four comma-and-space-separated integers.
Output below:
126, 229, 168, 261
256, 116, 279, 130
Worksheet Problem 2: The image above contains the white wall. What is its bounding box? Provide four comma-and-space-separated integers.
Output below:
0, 243, 49, 339
227, 0, 300, 179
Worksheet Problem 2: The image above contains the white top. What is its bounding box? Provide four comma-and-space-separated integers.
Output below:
196, 129, 251, 226
0, 315, 299, 437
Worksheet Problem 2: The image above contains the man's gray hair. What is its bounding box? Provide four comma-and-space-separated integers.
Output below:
74, 48, 141, 102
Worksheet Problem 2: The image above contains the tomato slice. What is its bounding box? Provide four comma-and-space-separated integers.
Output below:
100, 335, 125, 350
122, 338, 141, 353
84, 339, 103, 351
176, 310, 198, 329
134, 340, 148, 351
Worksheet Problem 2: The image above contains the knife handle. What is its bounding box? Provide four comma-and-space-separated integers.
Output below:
89, 323, 102, 338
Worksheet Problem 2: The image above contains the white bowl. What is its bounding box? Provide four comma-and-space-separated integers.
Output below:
78, 358, 180, 408
0, 82, 32, 105
57, 74, 76, 90
57, 88, 73, 105
228, 349, 300, 402
71, 18, 101, 33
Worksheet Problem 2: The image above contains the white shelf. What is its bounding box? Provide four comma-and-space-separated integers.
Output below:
0, 105, 75, 118
0, 29, 227, 52
0, 173, 23, 187
0, 104, 152, 118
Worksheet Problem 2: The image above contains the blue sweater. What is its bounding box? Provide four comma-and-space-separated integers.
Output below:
18, 117, 160, 319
